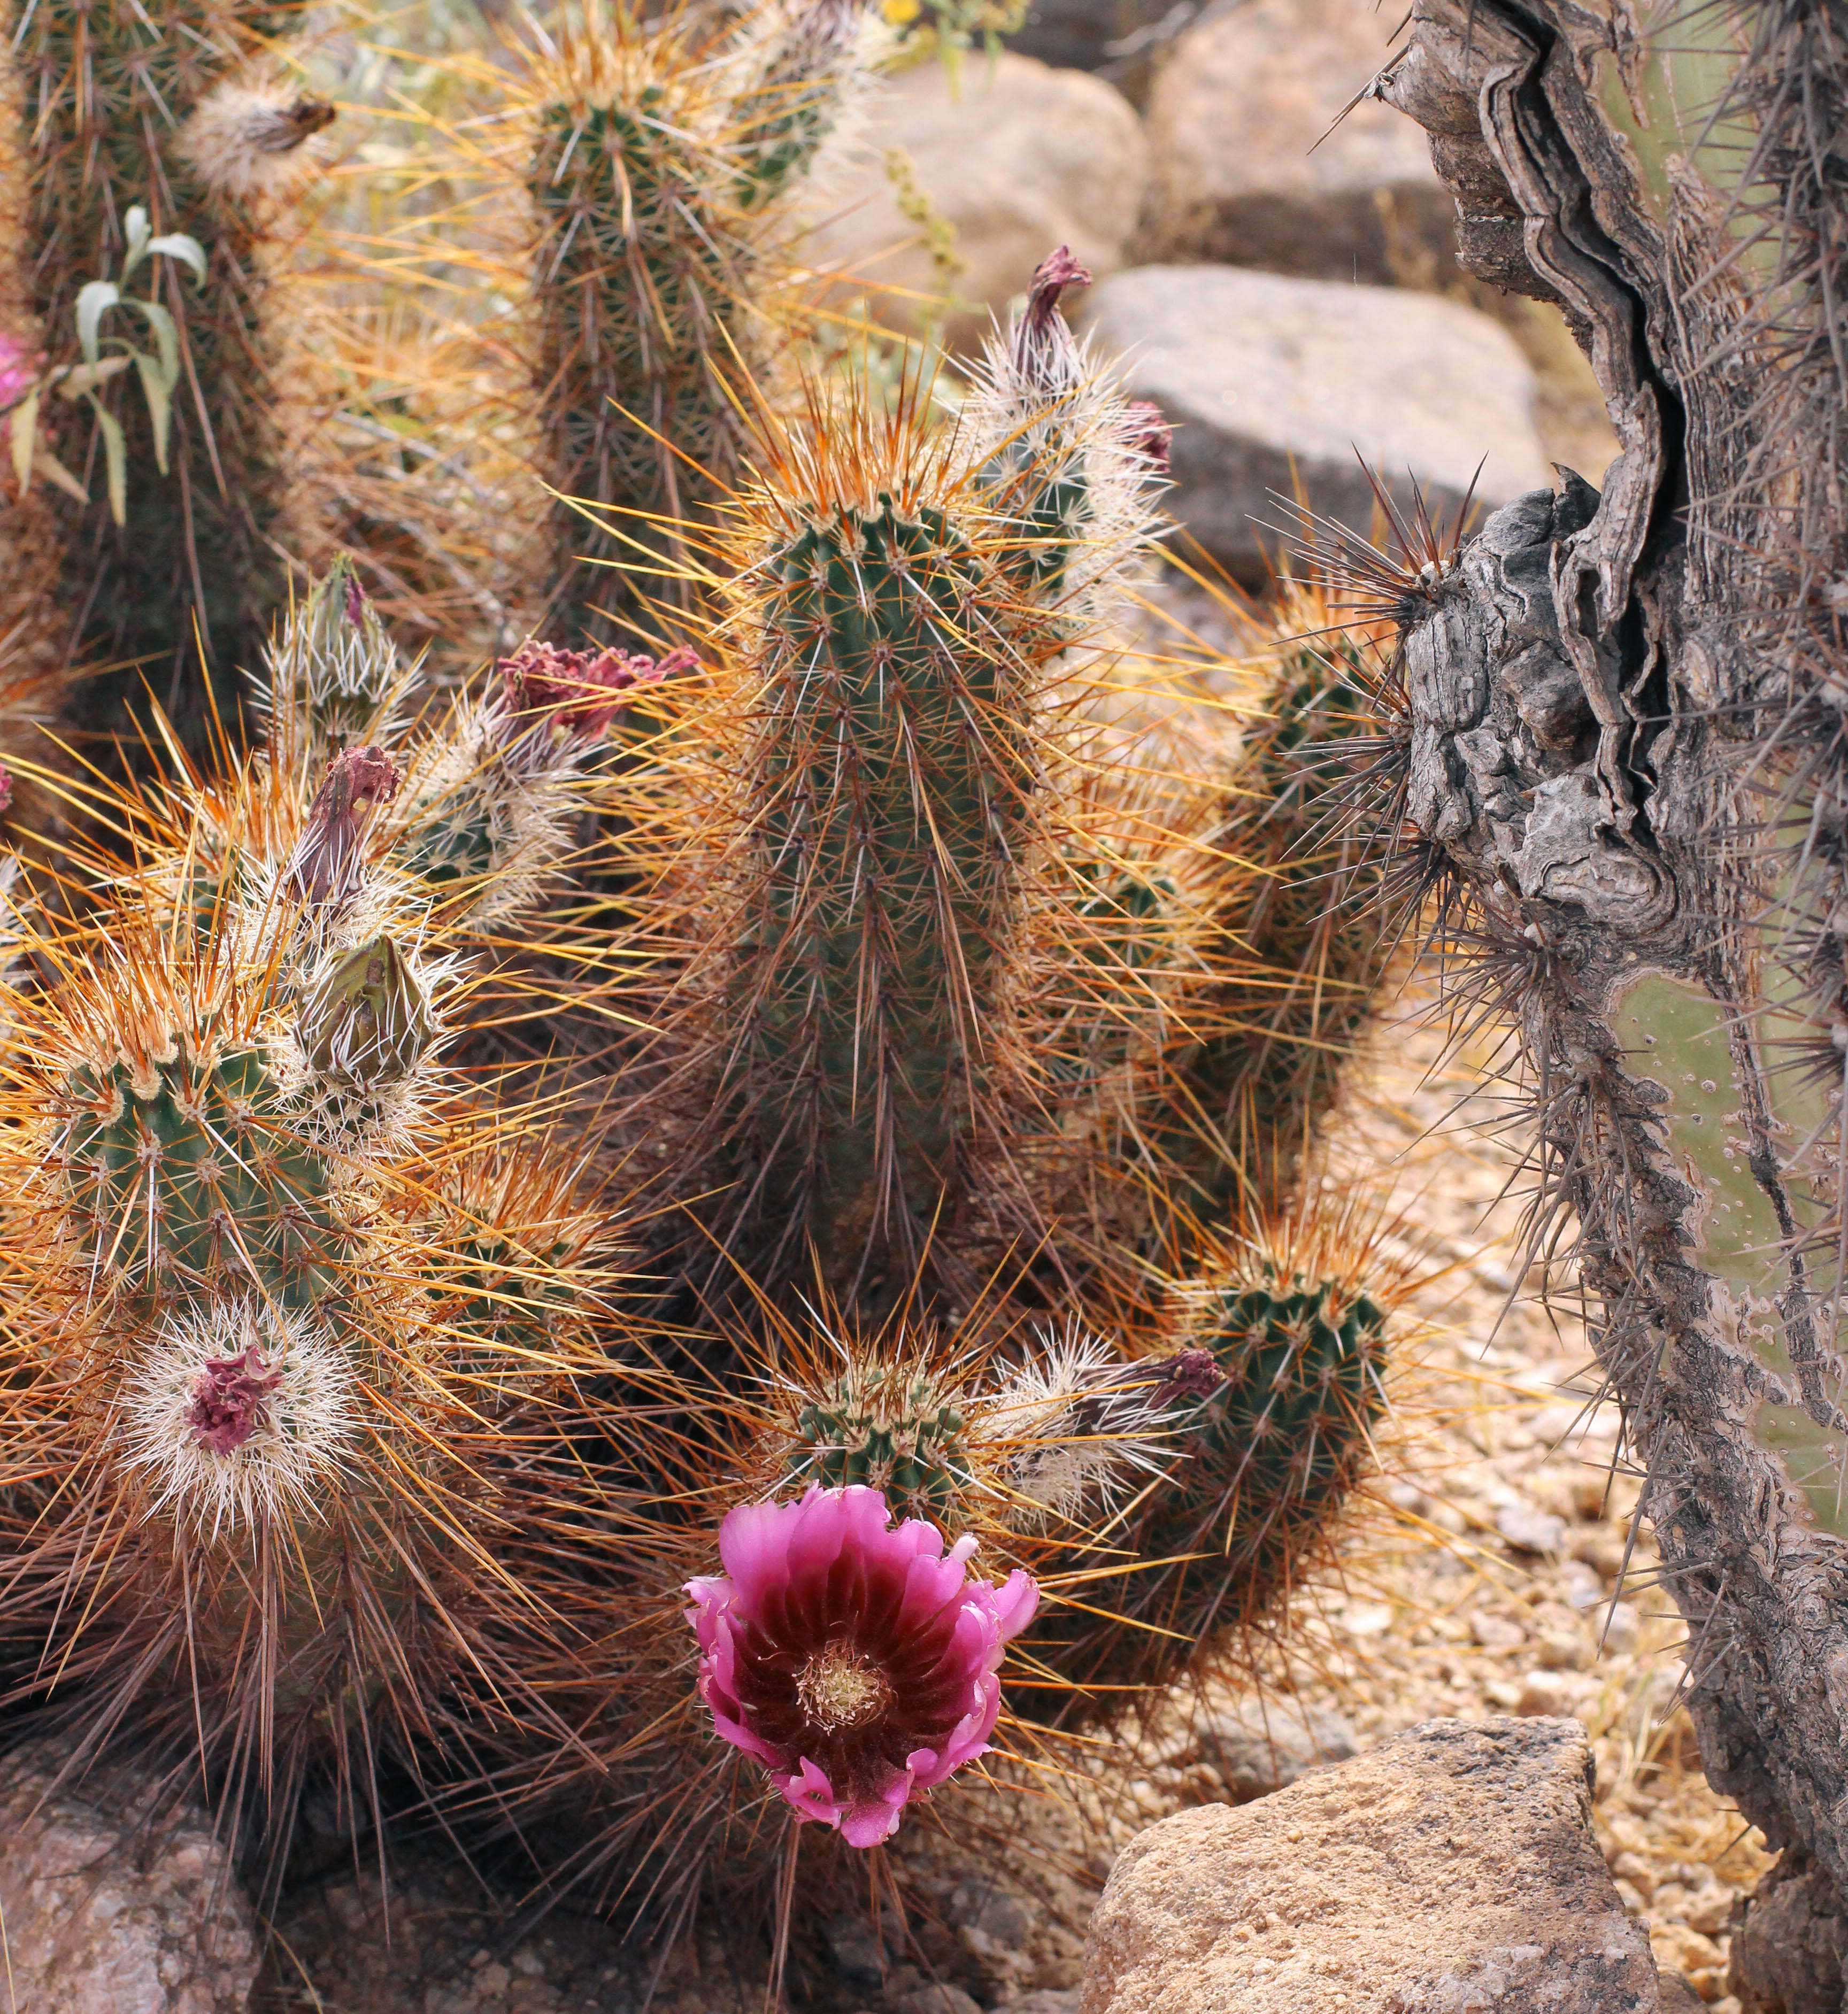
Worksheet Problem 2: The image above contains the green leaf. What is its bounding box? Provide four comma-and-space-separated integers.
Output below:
10, 384, 37, 495
32, 443, 88, 505
122, 204, 151, 277
76, 281, 119, 369
53, 355, 134, 399
128, 299, 180, 390
133, 352, 173, 473
93, 402, 127, 526
147, 233, 206, 286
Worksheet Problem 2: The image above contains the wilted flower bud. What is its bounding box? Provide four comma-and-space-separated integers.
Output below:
288, 745, 403, 908
181, 78, 336, 201
1124, 399, 1172, 477
298, 933, 435, 1090
1011, 245, 1091, 399
499, 639, 695, 740
0, 764, 13, 816
188, 1345, 284, 1455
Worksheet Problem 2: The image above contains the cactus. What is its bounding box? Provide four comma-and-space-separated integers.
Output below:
1017, 1233, 1393, 1707
1159, 599, 1396, 1232
1342, 0, 1848, 1930
4, 0, 331, 738
0, 571, 649, 1863
519, 0, 870, 646
417, 254, 1413, 1921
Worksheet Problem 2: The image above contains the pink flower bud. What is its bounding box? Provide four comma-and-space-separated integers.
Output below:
1125, 399, 1173, 476
684, 1486, 1038, 1848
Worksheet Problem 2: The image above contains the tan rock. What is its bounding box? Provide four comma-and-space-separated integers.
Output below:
0, 1743, 261, 2013
1142, 0, 1454, 284
801, 53, 1147, 350
1081, 1715, 1665, 2012
1081, 265, 1551, 580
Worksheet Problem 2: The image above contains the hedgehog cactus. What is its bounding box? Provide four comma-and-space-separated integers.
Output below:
3, 0, 330, 736
0, 572, 649, 1855
442, 253, 1416, 1908
521, 0, 871, 645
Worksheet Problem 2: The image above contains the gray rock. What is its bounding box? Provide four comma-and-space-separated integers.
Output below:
1728, 1847, 1848, 2014
995, 1995, 1082, 2014
802, 54, 1146, 351
1498, 1500, 1569, 1555
951, 1877, 1036, 1951
1149, 1694, 1358, 1799
831, 1912, 905, 1995
1081, 265, 1551, 580
887, 1986, 985, 2014
1080, 1716, 1666, 2012
1142, 0, 1456, 285
0, 1743, 261, 2014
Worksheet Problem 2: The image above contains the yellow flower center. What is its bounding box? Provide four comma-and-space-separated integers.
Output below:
796, 1641, 893, 1733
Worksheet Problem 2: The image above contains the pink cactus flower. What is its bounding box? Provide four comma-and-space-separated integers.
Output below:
685, 1486, 1038, 1848
187, 1345, 284, 1455
0, 765, 13, 816
499, 639, 695, 739
0, 331, 39, 413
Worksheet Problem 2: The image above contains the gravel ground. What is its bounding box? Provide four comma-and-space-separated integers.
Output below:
253, 991, 1774, 2012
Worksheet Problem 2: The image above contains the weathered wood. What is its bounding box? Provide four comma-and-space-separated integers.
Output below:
1361, 0, 1848, 1890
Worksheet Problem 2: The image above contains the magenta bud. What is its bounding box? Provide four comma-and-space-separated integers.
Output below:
188, 1345, 284, 1455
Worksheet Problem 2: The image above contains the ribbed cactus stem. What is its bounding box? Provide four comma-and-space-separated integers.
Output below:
729, 490, 1041, 1281
1165, 634, 1390, 1228
6, 0, 328, 734
526, 0, 866, 645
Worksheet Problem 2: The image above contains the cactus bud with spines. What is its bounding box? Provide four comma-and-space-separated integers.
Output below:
264, 558, 411, 763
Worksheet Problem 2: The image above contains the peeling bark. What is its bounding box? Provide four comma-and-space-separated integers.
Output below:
1361, 0, 1848, 1885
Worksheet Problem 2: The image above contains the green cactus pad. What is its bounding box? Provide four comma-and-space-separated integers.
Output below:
59, 1039, 345, 1309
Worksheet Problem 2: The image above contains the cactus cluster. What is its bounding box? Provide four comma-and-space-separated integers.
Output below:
408, 252, 1413, 1916
0, 565, 661, 1856
0, 0, 1415, 1949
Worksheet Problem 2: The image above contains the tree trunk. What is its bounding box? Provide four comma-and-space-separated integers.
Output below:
1353, 0, 1848, 1887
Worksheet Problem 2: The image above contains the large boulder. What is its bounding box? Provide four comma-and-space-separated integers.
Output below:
1081, 1716, 1669, 2013
1081, 265, 1552, 579
1142, 0, 1455, 285
0, 1743, 261, 2013
802, 53, 1147, 351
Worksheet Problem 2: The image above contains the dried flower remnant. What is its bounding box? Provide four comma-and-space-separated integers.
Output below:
1011, 244, 1091, 395
121, 1300, 359, 1531
499, 639, 695, 740
289, 745, 404, 907
0, 766, 13, 817
180, 80, 336, 202
684, 1485, 1037, 1846
187, 1344, 284, 1455
1124, 399, 1172, 475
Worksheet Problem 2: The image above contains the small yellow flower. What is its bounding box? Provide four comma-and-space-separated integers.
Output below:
883, 0, 922, 26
